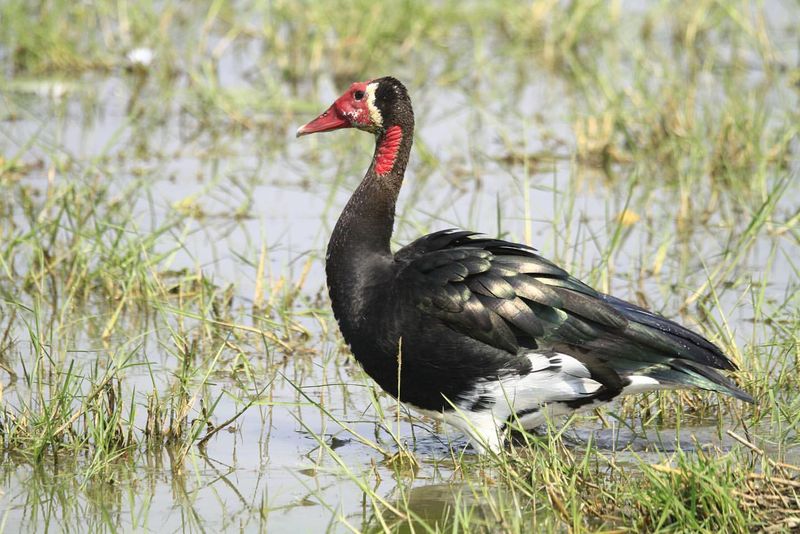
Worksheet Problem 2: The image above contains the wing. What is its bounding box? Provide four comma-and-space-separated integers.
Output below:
393, 229, 752, 402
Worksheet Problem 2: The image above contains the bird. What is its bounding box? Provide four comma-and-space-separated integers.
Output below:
296, 76, 753, 454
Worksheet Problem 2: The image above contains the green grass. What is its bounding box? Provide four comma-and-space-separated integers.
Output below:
1, 0, 799, 532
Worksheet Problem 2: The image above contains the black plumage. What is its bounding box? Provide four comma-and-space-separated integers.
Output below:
297, 76, 753, 452
394, 229, 752, 404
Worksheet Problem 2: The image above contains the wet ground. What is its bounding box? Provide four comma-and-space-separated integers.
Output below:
1, 3, 799, 531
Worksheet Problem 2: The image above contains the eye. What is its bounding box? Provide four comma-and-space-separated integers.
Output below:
354, 90, 365, 100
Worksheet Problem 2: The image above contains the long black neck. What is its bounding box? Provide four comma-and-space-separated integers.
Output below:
326, 117, 414, 337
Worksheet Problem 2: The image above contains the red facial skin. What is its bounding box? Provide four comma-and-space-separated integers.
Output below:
296, 81, 374, 137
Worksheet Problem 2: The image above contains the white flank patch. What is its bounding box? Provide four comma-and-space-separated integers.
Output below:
408, 356, 684, 453
508, 352, 602, 402
365, 82, 383, 127
621, 375, 663, 395
408, 351, 611, 453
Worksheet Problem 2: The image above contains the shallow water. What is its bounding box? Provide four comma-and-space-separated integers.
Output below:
1, 4, 799, 532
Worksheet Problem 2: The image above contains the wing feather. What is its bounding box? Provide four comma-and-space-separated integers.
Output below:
393, 229, 749, 401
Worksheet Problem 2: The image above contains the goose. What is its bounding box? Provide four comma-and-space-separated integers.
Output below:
297, 76, 753, 453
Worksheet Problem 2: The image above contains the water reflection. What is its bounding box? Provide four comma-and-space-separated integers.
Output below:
364, 482, 493, 534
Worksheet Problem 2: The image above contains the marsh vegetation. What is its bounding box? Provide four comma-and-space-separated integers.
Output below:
0, 1, 798, 532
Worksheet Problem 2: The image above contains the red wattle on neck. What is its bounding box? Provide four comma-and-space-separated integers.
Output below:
375, 126, 403, 175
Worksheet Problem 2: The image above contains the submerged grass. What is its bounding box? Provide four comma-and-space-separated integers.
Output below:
1, 0, 799, 532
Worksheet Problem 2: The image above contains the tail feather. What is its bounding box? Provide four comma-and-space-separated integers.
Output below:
595, 293, 754, 402
600, 294, 737, 371
638, 361, 754, 403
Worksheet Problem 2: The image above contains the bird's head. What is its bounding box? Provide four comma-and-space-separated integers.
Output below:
296, 77, 411, 138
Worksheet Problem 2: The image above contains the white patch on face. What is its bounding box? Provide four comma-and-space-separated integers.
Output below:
343, 109, 366, 124
365, 82, 383, 128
